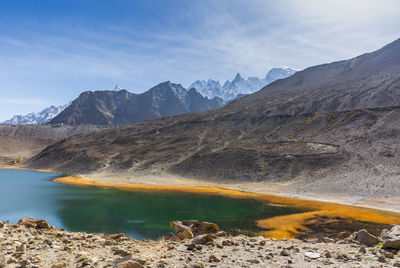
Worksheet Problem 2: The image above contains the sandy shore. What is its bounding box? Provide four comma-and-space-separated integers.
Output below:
56, 172, 400, 212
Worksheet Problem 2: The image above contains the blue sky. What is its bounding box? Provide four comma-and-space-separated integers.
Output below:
0, 0, 400, 121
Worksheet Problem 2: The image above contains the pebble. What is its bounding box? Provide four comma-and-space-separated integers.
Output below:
304, 251, 321, 259
280, 249, 290, 256
176, 245, 187, 252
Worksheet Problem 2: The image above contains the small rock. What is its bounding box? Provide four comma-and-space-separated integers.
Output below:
17, 217, 51, 229
359, 246, 367, 254
177, 227, 194, 240
188, 263, 204, 268
322, 237, 334, 243
353, 229, 381, 247
393, 262, 400, 267
336, 252, 349, 260
324, 251, 332, 258
378, 255, 386, 263
7, 257, 16, 264
134, 258, 146, 265
20, 259, 31, 268
305, 252, 321, 259
16, 243, 26, 253
280, 249, 290, 256
112, 247, 130, 256
209, 254, 221, 262
0, 253, 6, 268
116, 260, 144, 268
43, 239, 52, 246
222, 240, 232, 246
165, 232, 180, 242
30, 256, 41, 264
114, 255, 140, 265
104, 233, 125, 240
383, 251, 394, 259
192, 234, 215, 245
336, 231, 351, 240
170, 221, 194, 239
51, 262, 67, 268
197, 222, 219, 235
216, 231, 227, 237
380, 228, 390, 239
187, 244, 196, 250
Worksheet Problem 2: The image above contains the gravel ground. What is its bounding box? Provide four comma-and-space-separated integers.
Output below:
1, 220, 400, 268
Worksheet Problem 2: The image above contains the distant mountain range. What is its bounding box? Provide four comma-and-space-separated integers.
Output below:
2, 103, 70, 125
49, 81, 223, 126
190, 67, 296, 101
3, 67, 295, 125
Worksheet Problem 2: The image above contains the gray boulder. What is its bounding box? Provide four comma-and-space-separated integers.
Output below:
382, 225, 400, 249
353, 229, 381, 247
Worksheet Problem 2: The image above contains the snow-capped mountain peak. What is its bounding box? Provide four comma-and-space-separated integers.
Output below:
189, 67, 297, 102
2, 103, 71, 125
232, 73, 243, 83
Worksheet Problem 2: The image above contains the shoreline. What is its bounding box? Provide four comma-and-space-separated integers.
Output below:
53, 173, 400, 239
2, 166, 400, 239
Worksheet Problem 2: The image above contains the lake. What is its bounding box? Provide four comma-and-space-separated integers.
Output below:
0, 169, 302, 240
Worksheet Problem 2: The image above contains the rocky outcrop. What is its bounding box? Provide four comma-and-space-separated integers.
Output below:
17, 217, 51, 229
168, 220, 220, 241
348, 225, 400, 250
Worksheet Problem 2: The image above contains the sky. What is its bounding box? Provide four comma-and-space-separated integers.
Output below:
0, 0, 400, 121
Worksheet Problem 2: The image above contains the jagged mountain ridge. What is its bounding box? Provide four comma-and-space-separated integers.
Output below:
2, 103, 70, 125
190, 67, 296, 101
49, 82, 224, 126
4, 68, 294, 125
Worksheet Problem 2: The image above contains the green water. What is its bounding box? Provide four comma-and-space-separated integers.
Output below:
0, 169, 302, 240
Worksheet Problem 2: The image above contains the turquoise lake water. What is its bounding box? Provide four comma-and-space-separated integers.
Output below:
0, 169, 302, 240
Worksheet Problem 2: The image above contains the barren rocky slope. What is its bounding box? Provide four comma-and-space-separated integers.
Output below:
28, 104, 400, 198
230, 37, 400, 115
0, 124, 107, 163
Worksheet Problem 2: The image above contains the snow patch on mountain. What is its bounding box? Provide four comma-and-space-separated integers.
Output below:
190, 67, 297, 101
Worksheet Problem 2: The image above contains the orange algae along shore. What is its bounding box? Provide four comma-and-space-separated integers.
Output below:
54, 175, 400, 240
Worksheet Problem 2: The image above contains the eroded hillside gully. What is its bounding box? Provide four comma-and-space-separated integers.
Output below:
54, 174, 400, 240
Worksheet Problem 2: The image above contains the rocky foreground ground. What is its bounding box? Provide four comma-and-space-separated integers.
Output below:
1, 218, 400, 268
